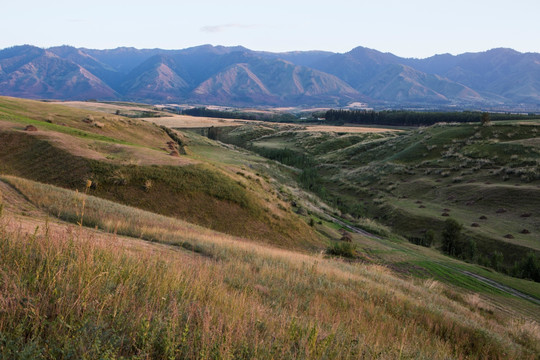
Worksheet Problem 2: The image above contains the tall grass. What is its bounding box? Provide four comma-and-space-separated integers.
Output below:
0, 177, 539, 358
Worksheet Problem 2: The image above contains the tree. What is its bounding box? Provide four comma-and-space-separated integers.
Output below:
464, 238, 478, 261
491, 251, 504, 272
441, 219, 462, 256
514, 252, 540, 282
481, 112, 491, 126
423, 230, 435, 247
207, 126, 219, 140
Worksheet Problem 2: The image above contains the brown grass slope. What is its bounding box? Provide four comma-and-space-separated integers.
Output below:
0, 181, 539, 359
0, 96, 321, 249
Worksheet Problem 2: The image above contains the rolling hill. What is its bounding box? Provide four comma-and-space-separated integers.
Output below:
212, 119, 540, 277
0, 96, 539, 358
0, 96, 321, 249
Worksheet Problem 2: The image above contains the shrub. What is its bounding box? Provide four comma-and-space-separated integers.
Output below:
408, 230, 434, 247
327, 242, 357, 258
491, 251, 504, 272
423, 230, 435, 247
143, 179, 153, 192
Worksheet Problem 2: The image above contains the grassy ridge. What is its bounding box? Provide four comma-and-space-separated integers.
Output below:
0, 96, 170, 149
1, 196, 539, 358
0, 127, 320, 249
0, 96, 322, 249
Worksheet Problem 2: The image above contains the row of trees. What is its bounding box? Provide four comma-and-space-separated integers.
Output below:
183, 107, 297, 122
323, 110, 537, 126
440, 219, 540, 282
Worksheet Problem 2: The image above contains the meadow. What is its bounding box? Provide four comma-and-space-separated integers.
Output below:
1, 177, 539, 359
1, 97, 539, 359
212, 121, 540, 278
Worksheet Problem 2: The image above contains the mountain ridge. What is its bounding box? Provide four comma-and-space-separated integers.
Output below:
0, 44, 539, 108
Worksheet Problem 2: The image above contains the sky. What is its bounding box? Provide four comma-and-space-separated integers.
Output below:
2, 0, 539, 58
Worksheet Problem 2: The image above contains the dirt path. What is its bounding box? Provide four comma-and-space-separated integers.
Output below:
459, 269, 540, 305
433, 261, 540, 305
329, 216, 381, 240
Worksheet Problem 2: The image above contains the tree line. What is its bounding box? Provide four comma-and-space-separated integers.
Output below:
323, 110, 538, 126
440, 219, 540, 282
183, 107, 296, 122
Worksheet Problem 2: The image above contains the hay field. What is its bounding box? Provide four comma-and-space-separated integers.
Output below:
301, 125, 402, 133
147, 114, 259, 128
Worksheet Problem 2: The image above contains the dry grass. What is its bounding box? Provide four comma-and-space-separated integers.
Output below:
0, 96, 171, 150
0, 122, 195, 166
147, 114, 257, 128
147, 115, 398, 134
0, 176, 539, 359
59, 101, 160, 114
301, 125, 401, 133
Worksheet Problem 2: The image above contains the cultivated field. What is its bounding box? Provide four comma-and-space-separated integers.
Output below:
148, 114, 255, 128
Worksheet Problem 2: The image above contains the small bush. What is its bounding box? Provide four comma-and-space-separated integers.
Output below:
143, 179, 153, 192
327, 242, 357, 258
408, 230, 434, 247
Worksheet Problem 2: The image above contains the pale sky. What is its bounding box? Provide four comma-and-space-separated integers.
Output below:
2, 0, 538, 58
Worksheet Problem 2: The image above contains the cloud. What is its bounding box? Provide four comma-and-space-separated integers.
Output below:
200, 24, 256, 33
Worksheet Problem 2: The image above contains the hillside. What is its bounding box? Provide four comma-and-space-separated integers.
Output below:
0, 97, 539, 358
0, 96, 322, 249
1, 44, 540, 108
211, 119, 540, 280
1, 175, 539, 358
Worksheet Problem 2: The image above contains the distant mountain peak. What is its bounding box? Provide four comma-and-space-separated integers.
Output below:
0, 44, 538, 108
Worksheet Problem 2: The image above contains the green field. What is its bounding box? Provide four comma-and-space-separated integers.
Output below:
212, 120, 540, 281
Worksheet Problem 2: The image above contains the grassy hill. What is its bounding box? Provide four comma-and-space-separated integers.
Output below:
0, 97, 539, 358
211, 120, 540, 276
1, 175, 539, 358
0, 96, 322, 249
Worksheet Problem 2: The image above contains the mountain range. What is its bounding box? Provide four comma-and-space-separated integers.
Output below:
1, 44, 539, 108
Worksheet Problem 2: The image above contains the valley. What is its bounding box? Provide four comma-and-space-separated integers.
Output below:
0, 96, 539, 358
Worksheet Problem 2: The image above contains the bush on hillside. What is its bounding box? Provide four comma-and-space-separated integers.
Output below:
327, 242, 357, 258
407, 230, 434, 247
441, 219, 462, 257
